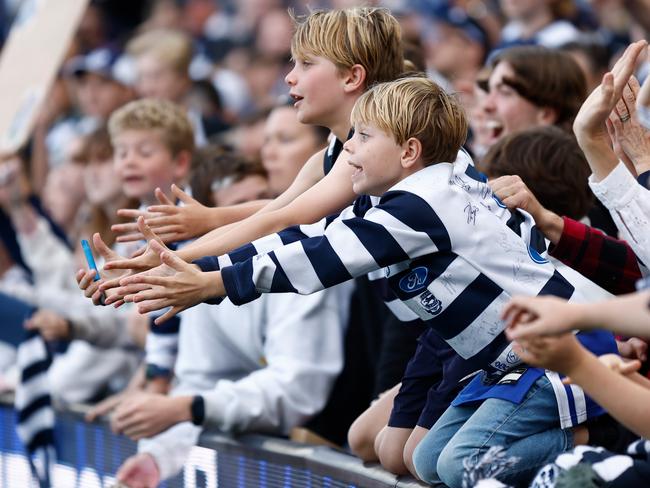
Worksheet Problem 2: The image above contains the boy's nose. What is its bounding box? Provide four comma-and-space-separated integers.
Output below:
342, 139, 353, 153
285, 66, 297, 86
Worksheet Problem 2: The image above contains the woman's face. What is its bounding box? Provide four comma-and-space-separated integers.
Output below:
261, 106, 326, 195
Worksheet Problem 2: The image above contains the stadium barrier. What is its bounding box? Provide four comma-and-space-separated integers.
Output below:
0, 395, 426, 487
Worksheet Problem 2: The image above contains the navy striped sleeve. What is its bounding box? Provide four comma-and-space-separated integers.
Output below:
221, 259, 261, 305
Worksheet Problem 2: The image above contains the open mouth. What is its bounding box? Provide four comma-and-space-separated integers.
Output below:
486, 120, 504, 140
122, 175, 145, 184
290, 93, 304, 106
348, 161, 363, 179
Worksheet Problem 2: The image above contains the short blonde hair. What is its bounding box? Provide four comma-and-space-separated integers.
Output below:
291, 7, 404, 87
127, 28, 192, 75
351, 77, 468, 165
108, 99, 195, 156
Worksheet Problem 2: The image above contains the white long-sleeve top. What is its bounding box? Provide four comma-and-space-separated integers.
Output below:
589, 161, 650, 273
139, 281, 352, 479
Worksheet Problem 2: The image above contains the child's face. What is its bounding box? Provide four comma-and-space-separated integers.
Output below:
135, 54, 189, 103
75, 73, 131, 120
84, 157, 122, 205
113, 129, 183, 203
261, 106, 325, 196
343, 123, 406, 196
285, 54, 348, 128
481, 61, 553, 147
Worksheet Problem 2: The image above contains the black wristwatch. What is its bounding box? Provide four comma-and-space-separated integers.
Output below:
190, 395, 205, 426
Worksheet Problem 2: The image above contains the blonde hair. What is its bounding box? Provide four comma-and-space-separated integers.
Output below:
351, 77, 468, 165
127, 28, 193, 75
291, 7, 404, 87
108, 98, 195, 156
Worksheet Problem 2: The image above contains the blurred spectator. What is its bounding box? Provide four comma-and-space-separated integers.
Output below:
497, 0, 581, 49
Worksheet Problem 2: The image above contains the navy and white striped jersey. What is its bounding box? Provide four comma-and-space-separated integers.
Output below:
201, 158, 575, 364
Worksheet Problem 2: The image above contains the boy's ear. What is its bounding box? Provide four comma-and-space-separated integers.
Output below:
537, 106, 558, 126
342, 64, 367, 94
173, 150, 193, 181
401, 137, 422, 169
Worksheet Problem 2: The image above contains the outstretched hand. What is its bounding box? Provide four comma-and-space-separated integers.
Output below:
100, 217, 168, 305
112, 185, 214, 243
512, 333, 589, 378
503, 295, 586, 341
118, 239, 225, 324
76, 232, 129, 307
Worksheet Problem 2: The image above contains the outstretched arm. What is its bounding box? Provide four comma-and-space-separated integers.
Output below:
513, 333, 650, 439
504, 290, 650, 341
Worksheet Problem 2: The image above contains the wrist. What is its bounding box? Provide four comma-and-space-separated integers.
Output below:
536, 209, 564, 245
563, 347, 596, 381
202, 270, 224, 301
173, 396, 194, 424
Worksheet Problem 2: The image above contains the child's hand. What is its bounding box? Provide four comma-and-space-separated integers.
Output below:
118, 240, 224, 324
112, 185, 214, 243
488, 175, 563, 243
101, 217, 168, 304
503, 295, 584, 340
617, 337, 648, 362
76, 233, 129, 307
513, 333, 589, 377
24, 310, 71, 341
143, 185, 215, 242
573, 40, 647, 145
115, 453, 160, 488
488, 175, 544, 217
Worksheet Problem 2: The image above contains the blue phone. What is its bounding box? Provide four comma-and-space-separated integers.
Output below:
81, 239, 100, 281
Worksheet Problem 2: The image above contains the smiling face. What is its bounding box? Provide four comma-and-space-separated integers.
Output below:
113, 129, 186, 204
343, 123, 407, 196
481, 61, 556, 147
285, 54, 348, 128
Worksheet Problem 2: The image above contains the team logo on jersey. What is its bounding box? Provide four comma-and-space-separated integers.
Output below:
527, 246, 549, 264
399, 267, 428, 293
419, 290, 443, 316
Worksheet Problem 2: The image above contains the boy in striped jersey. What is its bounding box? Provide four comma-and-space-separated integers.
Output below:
120, 77, 617, 487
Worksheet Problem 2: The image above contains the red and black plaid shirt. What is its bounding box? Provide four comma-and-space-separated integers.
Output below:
549, 217, 642, 295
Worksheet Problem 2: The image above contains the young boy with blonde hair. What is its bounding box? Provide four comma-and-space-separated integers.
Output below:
122, 76, 618, 487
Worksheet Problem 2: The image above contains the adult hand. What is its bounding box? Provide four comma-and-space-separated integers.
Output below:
115, 453, 161, 488
503, 295, 586, 341
76, 233, 130, 307
573, 40, 647, 146
24, 310, 71, 341
119, 240, 223, 324
607, 77, 650, 175
111, 392, 191, 440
